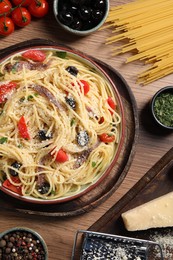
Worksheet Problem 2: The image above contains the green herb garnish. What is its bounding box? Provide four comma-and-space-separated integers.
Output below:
27, 95, 34, 101
0, 137, 8, 144
19, 97, 25, 103
70, 118, 75, 126
92, 161, 96, 167
55, 51, 67, 59
154, 92, 173, 127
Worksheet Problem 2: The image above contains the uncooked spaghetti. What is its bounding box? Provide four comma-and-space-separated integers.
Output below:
104, 0, 173, 85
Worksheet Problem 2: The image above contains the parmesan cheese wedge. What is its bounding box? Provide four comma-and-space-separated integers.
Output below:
121, 191, 173, 231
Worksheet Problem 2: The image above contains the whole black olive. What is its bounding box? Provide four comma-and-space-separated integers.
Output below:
82, 19, 92, 30
68, 5, 78, 15
37, 182, 50, 194
58, 11, 73, 26
92, 9, 104, 23
71, 17, 83, 30
78, 6, 91, 21
66, 66, 79, 76
92, 0, 106, 10
65, 96, 76, 110
38, 130, 53, 141
10, 161, 22, 177
58, 0, 69, 11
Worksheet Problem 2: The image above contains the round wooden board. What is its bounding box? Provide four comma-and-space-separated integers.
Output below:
0, 39, 139, 217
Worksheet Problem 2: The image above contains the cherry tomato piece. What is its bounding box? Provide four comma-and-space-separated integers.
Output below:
0, 0, 12, 16
107, 96, 116, 110
12, 0, 32, 6
18, 116, 31, 140
28, 0, 49, 18
22, 49, 46, 62
11, 7, 31, 27
107, 96, 116, 115
3, 178, 22, 195
99, 133, 115, 143
55, 149, 69, 163
79, 80, 90, 95
0, 82, 17, 102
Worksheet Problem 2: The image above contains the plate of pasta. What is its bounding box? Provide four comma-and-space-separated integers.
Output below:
0, 45, 125, 204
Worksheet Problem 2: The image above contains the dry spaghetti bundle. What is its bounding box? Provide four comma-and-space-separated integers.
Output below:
105, 0, 173, 85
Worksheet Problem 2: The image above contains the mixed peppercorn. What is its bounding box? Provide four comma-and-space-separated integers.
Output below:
0, 229, 46, 259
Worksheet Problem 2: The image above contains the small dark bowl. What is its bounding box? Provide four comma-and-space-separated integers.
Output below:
0, 227, 48, 259
151, 86, 173, 130
53, 0, 109, 36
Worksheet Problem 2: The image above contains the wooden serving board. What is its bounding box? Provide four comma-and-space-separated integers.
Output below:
88, 147, 173, 258
0, 39, 138, 217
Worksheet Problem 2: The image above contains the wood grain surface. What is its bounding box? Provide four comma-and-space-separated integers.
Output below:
0, 1, 173, 259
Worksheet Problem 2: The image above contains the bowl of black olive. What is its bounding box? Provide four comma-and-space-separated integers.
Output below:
151, 86, 173, 130
53, 0, 109, 36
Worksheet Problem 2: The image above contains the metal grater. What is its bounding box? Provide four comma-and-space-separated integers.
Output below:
71, 230, 164, 260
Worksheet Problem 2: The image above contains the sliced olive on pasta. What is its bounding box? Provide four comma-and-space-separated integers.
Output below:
9, 162, 22, 177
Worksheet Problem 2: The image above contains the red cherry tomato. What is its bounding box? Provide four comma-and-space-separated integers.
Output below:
11, 7, 31, 27
0, 82, 17, 102
79, 80, 90, 95
0, 17, 14, 36
0, 0, 12, 15
99, 133, 115, 143
3, 177, 22, 195
28, 0, 49, 18
55, 149, 69, 163
107, 96, 116, 115
22, 49, 46, 62
18, 116, 31, 140
12, 0, 32, 6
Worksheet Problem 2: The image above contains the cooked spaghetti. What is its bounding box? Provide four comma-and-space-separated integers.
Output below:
104, 0, 173, 85
0, 48, 121, 200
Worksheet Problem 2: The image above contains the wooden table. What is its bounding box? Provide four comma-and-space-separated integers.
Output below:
0, 0, 173, 259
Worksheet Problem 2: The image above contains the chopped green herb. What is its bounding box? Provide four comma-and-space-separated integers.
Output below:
12, 67, 17, 74
55, 51, 67, 59
27, 93, 39, 100
92, 161, 97, 167
51, 189, 56, 195
0, 137, 8, 144
27, 95, 34, 101
17, 144, 23, 148
154, 91, 173, 127
0, 110, 3, 116
0, 72, 4, 77
70, 118, 75, 126
19, 97, 25, 103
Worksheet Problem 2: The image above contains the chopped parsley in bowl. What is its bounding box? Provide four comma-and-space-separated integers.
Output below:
151, 86, 173, 130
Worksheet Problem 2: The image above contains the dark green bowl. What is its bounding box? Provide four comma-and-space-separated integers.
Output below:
151, 86, 173, 130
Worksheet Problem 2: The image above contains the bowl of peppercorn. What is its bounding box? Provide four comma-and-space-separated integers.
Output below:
0, 227, 48, 260
151, 86, 173, 130
53, 0, 109, 36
